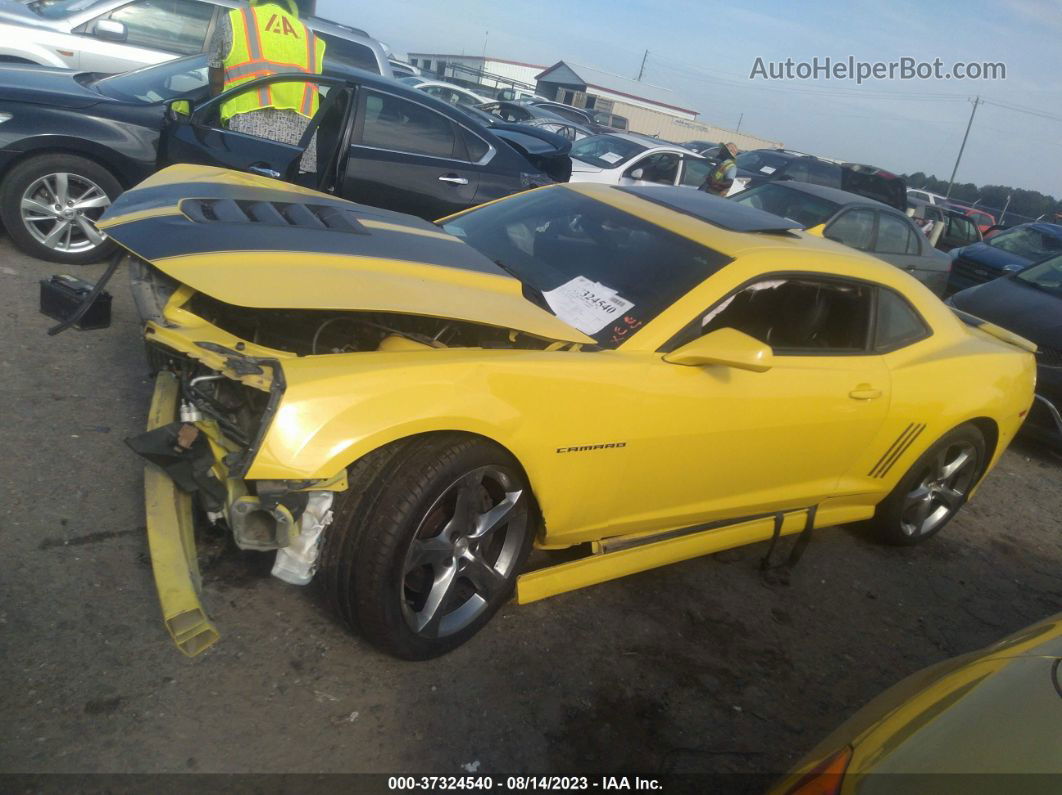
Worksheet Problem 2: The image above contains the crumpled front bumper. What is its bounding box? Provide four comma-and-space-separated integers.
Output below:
143, 370, 220, 657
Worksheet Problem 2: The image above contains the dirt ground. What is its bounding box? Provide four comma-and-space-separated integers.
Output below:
1, 241, 1060, 788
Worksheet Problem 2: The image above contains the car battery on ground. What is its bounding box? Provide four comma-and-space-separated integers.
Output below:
39, 274, 112, 330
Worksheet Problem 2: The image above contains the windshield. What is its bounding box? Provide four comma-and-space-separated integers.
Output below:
93, 55, 208, 102
735, 151, 789, 174
1016, 253, 1062, 297
442, 187, 729, 347
987, 225, 1062, 260
730, 183, 841, 228
28, 0, 106, 19
569, 135, 647, 169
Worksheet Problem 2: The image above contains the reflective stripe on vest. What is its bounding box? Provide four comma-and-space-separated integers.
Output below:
220, 4, 326, 123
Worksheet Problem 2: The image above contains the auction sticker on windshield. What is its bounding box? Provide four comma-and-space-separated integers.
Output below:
543, 276, 634, 334
599, 152, 624, 164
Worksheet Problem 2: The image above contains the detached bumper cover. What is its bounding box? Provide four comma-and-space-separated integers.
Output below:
143, 371, 219, 657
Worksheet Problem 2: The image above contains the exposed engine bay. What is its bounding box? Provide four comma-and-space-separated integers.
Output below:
184, 292, 564, 357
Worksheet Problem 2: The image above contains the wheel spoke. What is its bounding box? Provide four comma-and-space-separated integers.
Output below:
939, 448, 972, 481
43, 220, 71, 247
405, 535, 453, 572
441, 471, 483, 539
53, 173, 70, 204
73, 191, 111, 211
469, 489, 522, 540
413, 564, 458, 637
935, 486, 964, 512
21, 197, 58, 218
462, 553, 507, 600
74, 215, 105, 246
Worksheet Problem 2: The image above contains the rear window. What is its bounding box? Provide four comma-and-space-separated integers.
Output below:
988, 226, 1062, 259
731, 183, 840, 228
319, 32, 380, 74
442, 187, 731, 347
570, 135, 647, 169
735, 151, 789, 175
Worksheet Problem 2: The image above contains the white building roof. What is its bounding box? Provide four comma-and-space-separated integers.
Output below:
535, 61, 697, 116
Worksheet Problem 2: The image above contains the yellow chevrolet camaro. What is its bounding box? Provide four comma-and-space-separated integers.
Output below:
100, 165, 1036, 660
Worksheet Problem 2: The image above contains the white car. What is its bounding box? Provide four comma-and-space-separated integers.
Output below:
413, 79, 489, 109
907, 188, 948, 206
567, 133, 712, 188
0, 0, 390, 76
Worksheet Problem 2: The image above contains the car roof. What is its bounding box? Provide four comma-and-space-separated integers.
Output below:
620, 186, 802, 233
604, 132, 699, 154
560, 183, 906, 274
761, 180, 897, 212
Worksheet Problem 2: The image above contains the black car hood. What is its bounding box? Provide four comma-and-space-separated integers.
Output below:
0, 64, 105, 109
950, 277, 1062, 345
954, 240, 1033, 272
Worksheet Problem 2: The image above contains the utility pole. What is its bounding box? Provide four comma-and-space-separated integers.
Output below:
736, 113, 743, 133
946, 96, 981, 198
637, 49, 648, 81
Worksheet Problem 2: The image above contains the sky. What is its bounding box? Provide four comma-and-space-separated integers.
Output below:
319, 0, 1062, 198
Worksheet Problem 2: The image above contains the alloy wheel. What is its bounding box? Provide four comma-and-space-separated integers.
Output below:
900, 441, 979, 537
21, 172, 111, 254
400, 465, 528, 639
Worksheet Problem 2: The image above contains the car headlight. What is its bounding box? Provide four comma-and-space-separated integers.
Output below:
0, 113, 12, 124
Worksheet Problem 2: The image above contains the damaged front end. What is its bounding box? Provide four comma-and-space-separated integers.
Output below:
130, 329, 347, 655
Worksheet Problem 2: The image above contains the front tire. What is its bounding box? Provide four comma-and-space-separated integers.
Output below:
319, 435, 535, 660
867, 424, 986, 545
0, 154, 122, 264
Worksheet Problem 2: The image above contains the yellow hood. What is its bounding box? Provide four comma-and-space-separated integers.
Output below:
99, 165, 595, 345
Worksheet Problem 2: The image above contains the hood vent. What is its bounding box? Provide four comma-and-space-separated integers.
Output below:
181, 198, 368, 234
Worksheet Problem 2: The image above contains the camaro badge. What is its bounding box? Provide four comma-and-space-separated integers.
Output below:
556, 442, 627, 454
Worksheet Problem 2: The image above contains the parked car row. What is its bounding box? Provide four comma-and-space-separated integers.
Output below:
0, 54, 574, 263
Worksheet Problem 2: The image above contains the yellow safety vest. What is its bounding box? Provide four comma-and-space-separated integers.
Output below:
221, 3, 326, 124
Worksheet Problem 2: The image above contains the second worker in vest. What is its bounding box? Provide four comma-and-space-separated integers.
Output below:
701, 142, 739, 196
208, 0, 326, 173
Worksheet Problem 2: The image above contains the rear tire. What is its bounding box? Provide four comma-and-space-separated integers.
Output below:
0, 154, 122, 264
865, 424, 986, 546
319, 435, 535, 660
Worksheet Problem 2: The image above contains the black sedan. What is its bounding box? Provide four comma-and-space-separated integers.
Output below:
0, 57, 569, 264
949, 254, 1062, 446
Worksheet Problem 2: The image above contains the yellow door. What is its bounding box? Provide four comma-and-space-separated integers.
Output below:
605, 275, 893, 536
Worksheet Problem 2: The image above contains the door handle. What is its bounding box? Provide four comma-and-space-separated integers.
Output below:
849, 385, 883, 400
438, 174, 469, 185
249, 164, 281, 179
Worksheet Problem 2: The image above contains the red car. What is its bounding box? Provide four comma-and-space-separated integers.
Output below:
964, 207, 997, 234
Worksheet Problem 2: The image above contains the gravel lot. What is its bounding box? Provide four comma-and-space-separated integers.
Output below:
1, 241, 1059, 785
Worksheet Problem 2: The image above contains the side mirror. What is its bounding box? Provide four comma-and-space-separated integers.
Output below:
663, 328, 773, 372
628, 167, 644, 180
93, 19, 127, 42
805, 223, 826, 237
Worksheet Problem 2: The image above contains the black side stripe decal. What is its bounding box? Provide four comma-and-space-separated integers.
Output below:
869, 423, 926, 478
869, 423, 914, 477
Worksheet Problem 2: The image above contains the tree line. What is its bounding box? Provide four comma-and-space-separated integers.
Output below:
904, 172, 1061, 224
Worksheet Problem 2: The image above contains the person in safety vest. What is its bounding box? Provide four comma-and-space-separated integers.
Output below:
701, 142, 739, 196
207, 0, 326, 172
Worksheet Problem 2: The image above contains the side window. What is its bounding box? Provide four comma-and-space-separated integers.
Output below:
784, 161, 810, 181
360, 90, 457, 158
680, 157, 712, 187
319, 33, 380, 74
461, 129, 489, 162
701, 278, 872, 354
807, 161, 842, 187
876, 213, 915, 254
106, 0, 214, 55
825, 209, 875, 250
874, 289, 929, 351
630, 153, 679, 185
